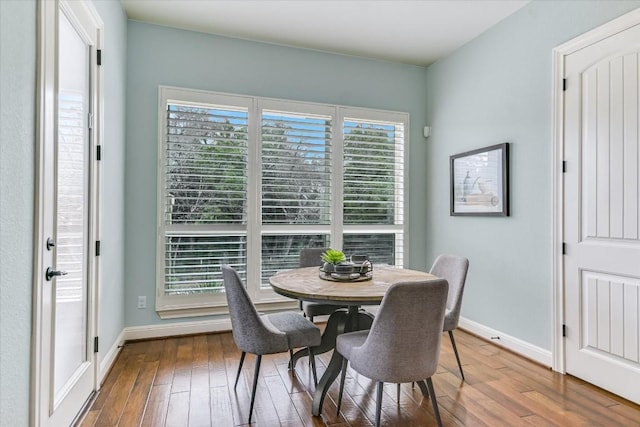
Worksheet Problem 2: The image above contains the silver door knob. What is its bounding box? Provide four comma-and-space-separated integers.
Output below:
46, 267, 68, 281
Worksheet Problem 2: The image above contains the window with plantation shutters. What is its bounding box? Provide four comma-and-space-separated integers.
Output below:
165, 103, 248, 225
343, 119, 403, 225
157, 87, 407, 316
343, 118, 404, 266
259, 106, 334, 288
261, 110, 332, 225
164, 234, 247, 295
160, 91, 250, 302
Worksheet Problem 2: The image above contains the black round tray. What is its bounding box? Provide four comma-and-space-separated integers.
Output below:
319, 264, 373, 282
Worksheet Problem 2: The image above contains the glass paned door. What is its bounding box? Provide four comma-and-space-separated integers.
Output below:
35, 1, 100, 425
52, 8, 91, 400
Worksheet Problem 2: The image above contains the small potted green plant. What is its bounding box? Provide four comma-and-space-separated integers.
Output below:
321, 249, 346, 273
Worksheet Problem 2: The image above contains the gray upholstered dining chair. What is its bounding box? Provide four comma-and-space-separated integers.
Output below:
430, 254, 469, 380
221, 265, 321, 423
335, 278, 449, 427
299, 247, 347, 321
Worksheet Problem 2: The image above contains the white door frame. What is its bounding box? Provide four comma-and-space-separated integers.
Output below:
32, 0, 103, 425
552, 7, 640, 374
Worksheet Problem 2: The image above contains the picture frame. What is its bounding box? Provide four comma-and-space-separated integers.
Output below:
450, 143, 509, 216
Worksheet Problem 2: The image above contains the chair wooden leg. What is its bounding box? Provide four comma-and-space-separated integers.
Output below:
288, 349, 294, 371
397, 383, 401, 402
375, 382, 384, 427
234, 351, 246, 389
449, 330, 465, 380
336, 358, 348, 415
248, 355, 262, 424
426, 377, 442, 427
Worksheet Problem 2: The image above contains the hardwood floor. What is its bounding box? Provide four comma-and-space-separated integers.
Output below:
78, 329, 640, 426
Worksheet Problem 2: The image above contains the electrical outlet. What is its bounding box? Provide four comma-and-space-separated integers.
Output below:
137, 296, 147, 309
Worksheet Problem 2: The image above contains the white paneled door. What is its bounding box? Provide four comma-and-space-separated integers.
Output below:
34, 1, 102, 425
564, 16, 640, 404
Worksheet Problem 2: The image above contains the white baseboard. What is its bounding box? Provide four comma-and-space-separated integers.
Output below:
123, 318, 232, 341
99, 329, 125, 383
96, 315, 551, 383
458, 317, 552, 367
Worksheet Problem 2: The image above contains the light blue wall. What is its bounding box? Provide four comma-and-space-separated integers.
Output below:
0, 1, 36, 425
125, 22, 429, 326
0, 1, 127, 424
425, 1, 640, 350
92, 0, 128, 367
3, 4, 638, 422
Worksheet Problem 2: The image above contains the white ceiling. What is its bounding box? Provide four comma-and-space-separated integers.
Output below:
120, 0, 530, 67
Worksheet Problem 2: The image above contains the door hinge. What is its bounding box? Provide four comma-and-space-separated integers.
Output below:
562, 161, 567, 173
96, 145, 102, 161
88, 113, 93, 130
562, 324, 566, 337
95, 240, 101, 256
94, 336, 99, 353
562, 242, 567, 255
97, 49, 102, 66
563, 78, 567, 91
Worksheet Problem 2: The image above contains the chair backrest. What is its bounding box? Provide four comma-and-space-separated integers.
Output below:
299, 247, 328, 268
221, 265, 287, 354
348, 278, 449, 383
429, 254, 469, 327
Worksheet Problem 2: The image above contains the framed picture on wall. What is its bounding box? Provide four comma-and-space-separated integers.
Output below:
450, 143, 509, 216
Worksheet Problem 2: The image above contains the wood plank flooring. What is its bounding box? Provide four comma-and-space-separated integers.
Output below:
78, 329, 640, 426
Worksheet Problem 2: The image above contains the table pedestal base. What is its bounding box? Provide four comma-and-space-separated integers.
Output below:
295, 307, 374, 416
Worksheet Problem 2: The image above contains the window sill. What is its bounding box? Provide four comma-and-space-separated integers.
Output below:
156, 299, 299, 320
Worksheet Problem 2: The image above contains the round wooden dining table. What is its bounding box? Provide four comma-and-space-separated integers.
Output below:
269, 265, 436, 416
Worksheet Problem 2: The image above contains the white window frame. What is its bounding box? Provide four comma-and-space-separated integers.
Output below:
156, 86, 409, 318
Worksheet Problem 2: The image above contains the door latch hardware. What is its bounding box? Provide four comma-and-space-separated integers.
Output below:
46, 237, 55, 251
46, 267, 68, 281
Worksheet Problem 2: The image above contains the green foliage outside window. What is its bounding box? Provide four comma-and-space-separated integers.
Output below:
163, 103, 401, 294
